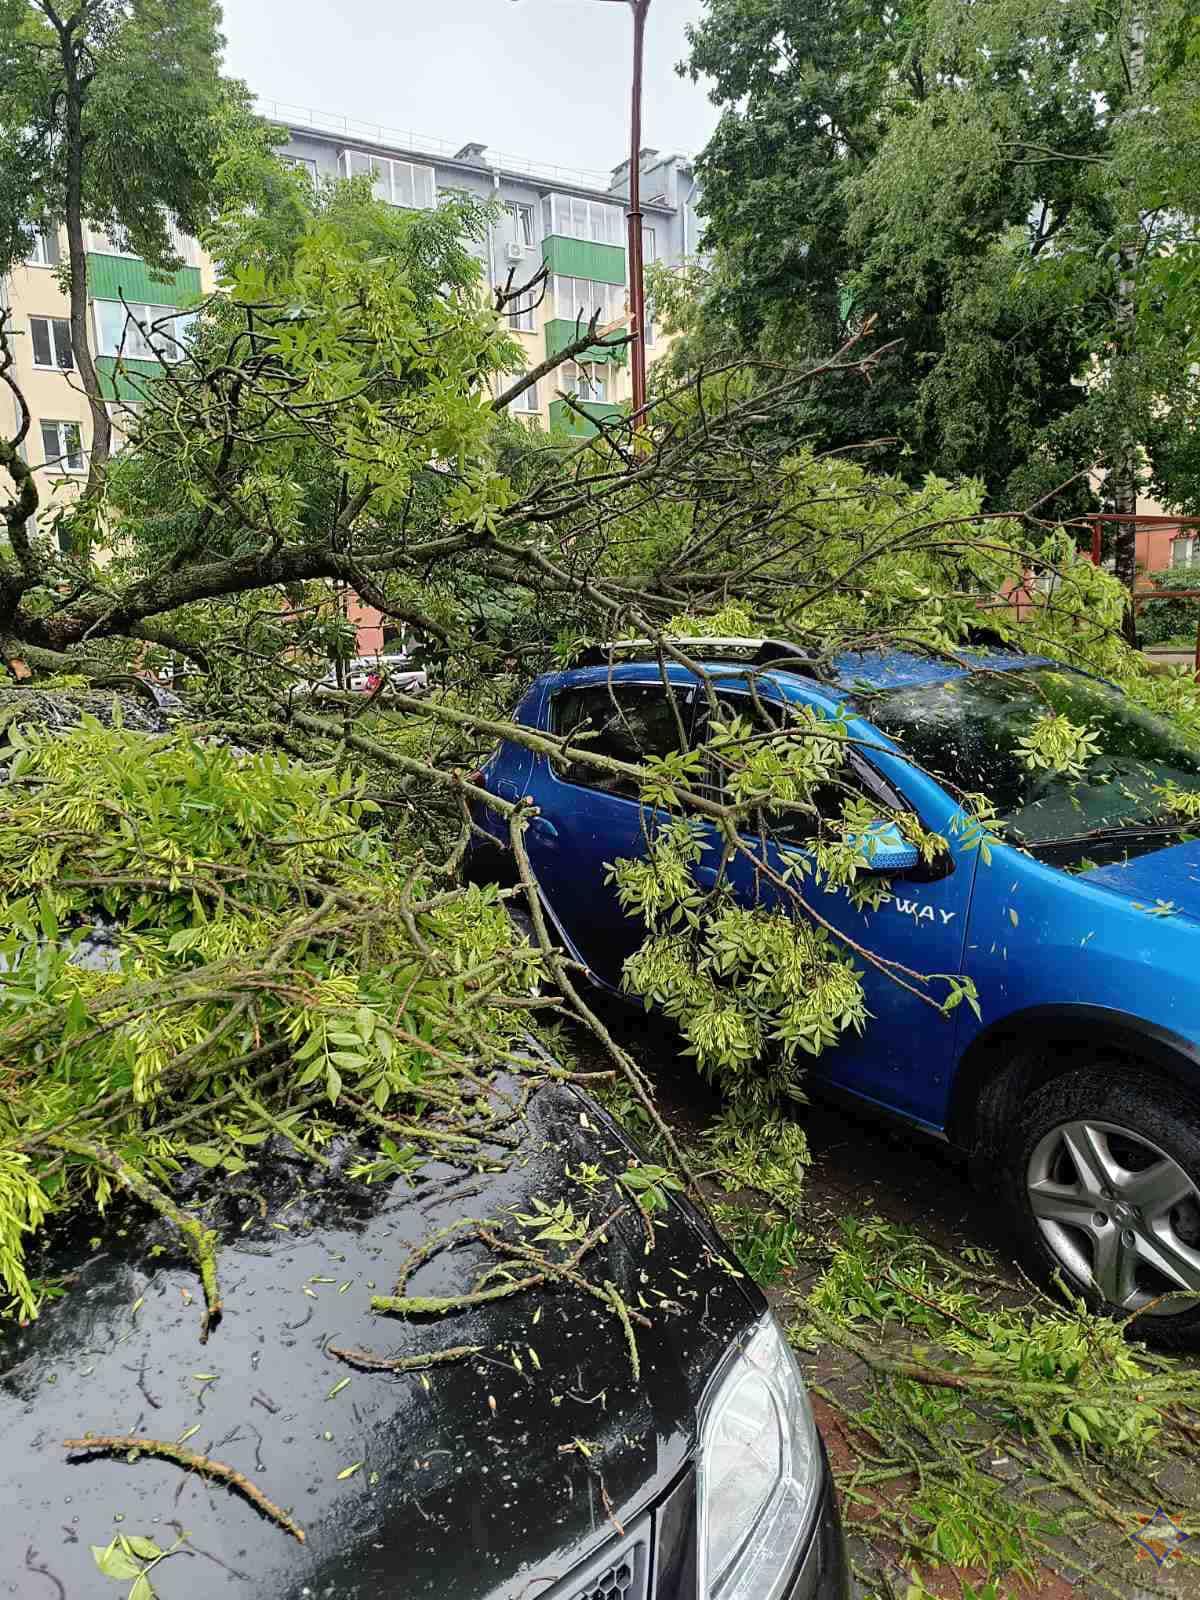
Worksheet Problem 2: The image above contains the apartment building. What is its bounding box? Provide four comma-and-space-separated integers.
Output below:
267, 99, 699, 436
1, 102, 698, 538
0, 225, 216, 543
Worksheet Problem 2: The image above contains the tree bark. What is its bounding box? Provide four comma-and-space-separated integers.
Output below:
47, 1, 112, 499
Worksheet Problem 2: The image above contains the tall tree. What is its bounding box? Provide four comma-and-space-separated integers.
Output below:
681, 0, 1200, 548
0, 0, 268, 491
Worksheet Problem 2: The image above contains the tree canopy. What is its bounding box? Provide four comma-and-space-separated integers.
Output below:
0, 0, 270, 484
678, 0, 1200, 543
2, 167, 1200, 1344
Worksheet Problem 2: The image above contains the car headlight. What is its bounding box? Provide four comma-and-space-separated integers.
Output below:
697, 1313, 822, 1600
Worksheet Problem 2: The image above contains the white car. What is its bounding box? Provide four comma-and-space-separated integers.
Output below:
312, 654, 428, 698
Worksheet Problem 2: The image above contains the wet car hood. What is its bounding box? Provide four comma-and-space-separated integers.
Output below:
0, 1083, 756, 1599
1080, 838, 1200, 924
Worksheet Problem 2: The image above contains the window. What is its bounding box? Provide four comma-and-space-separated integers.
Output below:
1173, 537, 1197, 568
553, 276, 624, 326
560, 361, 609, 403
701, 690, 885, 844
866, 666, 1200, 847
282, 155, 319, 184
541, 194, 624, 245
507, 289, 536, 332
643, 296, 656, 346
30, 316, 73, 370
27, 228, 60, 268
40, 420, 85, 475
551, 683, 691, 797
168, 224, 200, 267
509, 378, 539, 413
506, 203, 536, 248
107, 402, 140, 453
95, 301, 196, 362
339, 149, 436, 210
641, 225, 657, 263
87, 226, 137, 257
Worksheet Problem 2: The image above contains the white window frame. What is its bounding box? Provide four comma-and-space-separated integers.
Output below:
106, 401, 140, 453
338, 149, 436, 210
506, 202, 536, 249
553, 275, 623, 326
507, 289, 536, 333
282, 155, 319, 184
30, 316, 73, 370
26, 228, 60, 268
94, 301, 196, 364
1173, 537, 1198, 568
560, 361, 609, 404
641, 224, 657, 263
509, 377, 539, 413
40, 419, 85, 475
542, 194, 623, 246
86, 226, 138, 258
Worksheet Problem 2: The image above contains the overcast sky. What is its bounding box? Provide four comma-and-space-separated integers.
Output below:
219, 0, 720, 182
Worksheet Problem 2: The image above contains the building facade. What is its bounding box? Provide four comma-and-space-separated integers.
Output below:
269, 100, 699, 437
0, 103, 699, 541
0, 224, 216, 543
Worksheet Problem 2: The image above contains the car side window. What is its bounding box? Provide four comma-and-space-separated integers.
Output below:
551, 683, 691, 799
703, 690, 896, 845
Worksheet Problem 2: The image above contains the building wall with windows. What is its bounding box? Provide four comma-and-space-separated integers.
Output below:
1, 223, 215, 541
270, 108, 699, 437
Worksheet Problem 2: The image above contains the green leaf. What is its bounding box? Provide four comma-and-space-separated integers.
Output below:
92, 1542, 143, 1580
121, 1535, 163, 1561
186, 1144, 224, 1169
129, 1573, 156, 1600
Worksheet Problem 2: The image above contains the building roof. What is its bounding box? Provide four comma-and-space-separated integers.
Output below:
260, 97, 684, 211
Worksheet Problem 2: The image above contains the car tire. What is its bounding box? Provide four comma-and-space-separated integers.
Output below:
1003, 1063, 1200, 1347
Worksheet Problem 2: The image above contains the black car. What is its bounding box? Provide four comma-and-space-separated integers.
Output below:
1, 1078, 847, 1599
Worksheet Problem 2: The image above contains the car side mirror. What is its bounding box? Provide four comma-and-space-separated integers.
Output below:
848, 818, 921, 874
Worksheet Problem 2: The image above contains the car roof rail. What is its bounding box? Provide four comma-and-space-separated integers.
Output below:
571, 636, 824, 675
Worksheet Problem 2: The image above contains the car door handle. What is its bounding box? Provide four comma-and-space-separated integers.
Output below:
530, 816, 559, 840
496, 780, 521, 802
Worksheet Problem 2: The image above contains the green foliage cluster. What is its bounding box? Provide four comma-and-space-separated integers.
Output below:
679, 0, 1200, 513
1138, 568, 1200, 647
0, 712, 543, 1321
799, 1217, 1200, 1587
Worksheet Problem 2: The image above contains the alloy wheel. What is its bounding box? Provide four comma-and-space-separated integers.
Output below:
1026, 1119, 1200, 1316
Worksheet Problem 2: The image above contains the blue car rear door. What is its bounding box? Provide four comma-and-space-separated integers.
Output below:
522, 675, 698, 982
693, 682, 979, 1128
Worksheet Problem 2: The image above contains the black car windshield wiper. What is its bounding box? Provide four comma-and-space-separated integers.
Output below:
1026, 819, 1198, 850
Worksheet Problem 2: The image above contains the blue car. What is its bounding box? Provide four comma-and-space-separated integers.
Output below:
469, 638, 1200, 1344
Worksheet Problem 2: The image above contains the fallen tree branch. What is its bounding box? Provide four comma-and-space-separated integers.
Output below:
62, 1435, 304, 1543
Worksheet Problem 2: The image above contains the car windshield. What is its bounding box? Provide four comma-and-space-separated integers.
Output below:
863, 666, 1200, 846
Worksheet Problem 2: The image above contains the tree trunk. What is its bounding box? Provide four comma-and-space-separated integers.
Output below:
1110, 3, 1146, 647
52, 4, 112, 500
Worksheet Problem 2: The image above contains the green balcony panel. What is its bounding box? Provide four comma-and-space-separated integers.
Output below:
87, 254, 202, 308
96, 356, 163, 404
541, 235, 625, 286
544, 318, 629, 367
548, 398, 625, 438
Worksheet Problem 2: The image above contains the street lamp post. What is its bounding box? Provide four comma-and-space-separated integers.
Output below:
623, 0, 651, 421
515, 0, 651, 420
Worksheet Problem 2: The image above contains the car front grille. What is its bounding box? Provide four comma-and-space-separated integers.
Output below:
557, 1515, 651, 1600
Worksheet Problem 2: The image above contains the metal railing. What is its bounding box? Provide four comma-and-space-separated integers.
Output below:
255, 96, 618, 194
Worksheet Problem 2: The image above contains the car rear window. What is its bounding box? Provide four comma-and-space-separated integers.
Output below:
551, 683, 690, 796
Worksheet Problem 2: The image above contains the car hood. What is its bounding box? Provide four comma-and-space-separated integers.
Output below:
0, 1083, 755, 1599
1080, 838, 1200, 924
